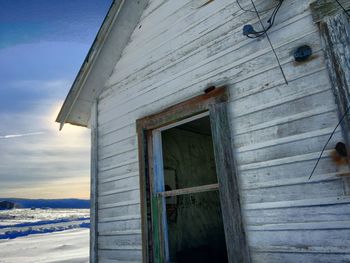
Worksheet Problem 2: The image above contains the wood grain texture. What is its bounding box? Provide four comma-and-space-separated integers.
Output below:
316, 8, 350, 196
318, 13, 350, 142
90, 101, 99, 263
310, 0, 350, 22
210, 102, 250, 263
92, 0, 350, 261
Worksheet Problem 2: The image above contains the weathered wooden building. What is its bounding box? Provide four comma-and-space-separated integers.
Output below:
57, 0, 350, 262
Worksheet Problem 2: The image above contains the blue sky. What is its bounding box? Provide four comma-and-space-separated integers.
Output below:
0, 0, 112, 198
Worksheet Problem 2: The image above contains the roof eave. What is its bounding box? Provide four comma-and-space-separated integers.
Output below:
56, 0, 125, 130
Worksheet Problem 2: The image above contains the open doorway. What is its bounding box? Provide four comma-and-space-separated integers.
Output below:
137, 87, 250, 263
154, 113, 228, 263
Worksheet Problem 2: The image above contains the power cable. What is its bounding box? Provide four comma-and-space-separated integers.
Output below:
236, 0, 278, 13
334, 0, 350, 18
249, 0, 288, 84
243, 0, 284, 38
309, 104, 350, 180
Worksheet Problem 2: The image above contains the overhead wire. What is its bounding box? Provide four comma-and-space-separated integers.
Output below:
309, 105, 350, 180
236, 0, 278, 13
308, 0, 349, 179
238, 0, 349, 178
334, 0, 350, 18
249, 0, 288, 84
243, 0, 284, 38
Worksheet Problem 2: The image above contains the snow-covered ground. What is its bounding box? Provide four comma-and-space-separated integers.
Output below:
0, 228, 89, 263
0, 209, 90, 263
0, 209, 89, 239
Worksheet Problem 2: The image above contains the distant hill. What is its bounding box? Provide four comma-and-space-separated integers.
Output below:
0, 198, 90, 209
0, 201, 17, 210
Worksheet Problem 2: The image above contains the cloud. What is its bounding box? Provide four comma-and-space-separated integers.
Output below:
0, 131, 45, 139
0, 84, 90, 199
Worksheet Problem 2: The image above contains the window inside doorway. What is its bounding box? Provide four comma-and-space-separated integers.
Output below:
153, 114, 228, 263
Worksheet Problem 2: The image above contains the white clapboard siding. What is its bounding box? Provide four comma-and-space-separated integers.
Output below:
95, 0, 350, 261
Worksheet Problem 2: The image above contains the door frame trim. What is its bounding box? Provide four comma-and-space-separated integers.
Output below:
136, 87, 250, 263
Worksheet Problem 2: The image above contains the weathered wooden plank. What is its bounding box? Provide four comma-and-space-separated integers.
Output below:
234, 109, 338, 147
210, 102, 250, 263
310, 0, 350, 22
241, 171, 349, 191
100, 16, 319, 119
248, 228, 350, 247
100, 7, 315, 115
232, 72, 332, 120
248, 220, 350, 231
98, 249, 142, 262
100, 259, 140, 263
240, 150, 334, 171
99, 200, 140, 210
237, 127, 337, 153
99, 189, 140, 206
318, 12, 350, 143
239, 156, 339, 188
253, 244, 350, 254
103, 0, 311, 96
98, 203, 141, 221
136, 127, 152, 263
250, 252, 350, 263
245, 202, 350, 225
98, 46, 326, 137
93, 0, 350, 262
99, 171, 139, 185
243, 179, 344, 204
98, 218, 141, 233
157, 183, 219, 197
99, 230, 142, 237
99, 174, 139, 194
99, 51, 326, 137
99, 135, 137, 160
99, 149, 138, 172
98, 121, 136, 147
99, 214, 141, 224
90, 101, 99, 263
246, 196, 350, 210
313, 8, 350, 195
236, 131, 342, 165
99, 162, 139, 180
100, 260, 141, 263
137, 86, 227, 130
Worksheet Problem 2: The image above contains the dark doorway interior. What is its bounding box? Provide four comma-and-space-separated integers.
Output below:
161, 116, 228, 263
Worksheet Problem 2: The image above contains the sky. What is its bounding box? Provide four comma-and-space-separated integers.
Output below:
0, 0, 112, 199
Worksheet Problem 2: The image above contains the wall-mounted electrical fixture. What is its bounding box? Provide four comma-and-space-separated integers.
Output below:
335, 142, 348, 157
294, 45, 312, 62
204, 86, 216, 94
243, 25, 257, 36
240, 0, 288, 85
331, 142, 349, 166
241, 0, 284, 38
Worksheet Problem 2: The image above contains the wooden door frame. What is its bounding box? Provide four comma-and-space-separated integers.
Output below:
310, 0, 350, 192
310, 0, 350, 144
136, 87, 250, 263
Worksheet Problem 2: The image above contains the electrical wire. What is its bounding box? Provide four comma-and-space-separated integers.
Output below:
243, 0, 284, 38
308, 0, 350, 179
249, 0, 288, 85
309, 104, 350, 180
236, 0, 278, 13
334, 0, 350, 18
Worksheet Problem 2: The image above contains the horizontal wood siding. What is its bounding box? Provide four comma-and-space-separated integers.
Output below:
96, 0, 350, 261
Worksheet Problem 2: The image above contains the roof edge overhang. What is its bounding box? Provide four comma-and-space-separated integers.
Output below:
56, 0, 123, 130
56, 0, 149, 130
